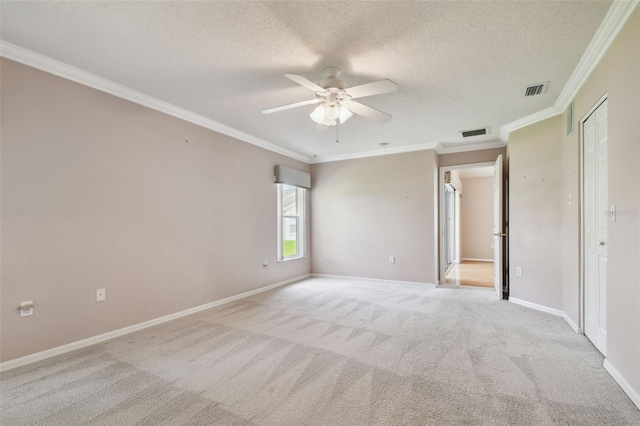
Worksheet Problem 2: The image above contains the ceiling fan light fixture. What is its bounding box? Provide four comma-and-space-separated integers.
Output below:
325, 104, 340, 120
310, 103, 345, 127
310, 105, 326, 125
338, 106, 353, 123
265, 68, 396, 127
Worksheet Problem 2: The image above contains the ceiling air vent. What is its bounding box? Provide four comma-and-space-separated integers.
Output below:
460, 127, 489, 138
523, 82, 549, 97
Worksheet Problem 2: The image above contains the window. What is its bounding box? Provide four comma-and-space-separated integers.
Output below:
278, 183, 306, 260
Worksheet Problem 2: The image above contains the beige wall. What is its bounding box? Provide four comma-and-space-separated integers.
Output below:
508, 8, 640, 401
507, 116, 564, 310
311, 150, 438, 284
438, 147, 505, 167
564, 9, 639, 397
0, 59, 311, 362
460, 176, 494, 260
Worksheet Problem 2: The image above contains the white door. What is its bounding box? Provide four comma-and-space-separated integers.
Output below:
584, 99, 608, 355
493, 155, 503, 299
445, 186, 455, 271
454, 191, 461, 264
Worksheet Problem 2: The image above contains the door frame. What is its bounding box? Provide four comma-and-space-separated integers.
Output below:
444, 184, 457, 273
438, 161, 496, 284
579, 92, 608, 336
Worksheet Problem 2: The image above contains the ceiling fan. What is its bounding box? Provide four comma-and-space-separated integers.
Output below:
262, 67, 397, 129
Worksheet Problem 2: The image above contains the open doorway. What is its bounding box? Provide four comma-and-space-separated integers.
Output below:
439, 159, 504, 294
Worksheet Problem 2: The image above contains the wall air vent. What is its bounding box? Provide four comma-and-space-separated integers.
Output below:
523, 82, 549, 97
460, 127, 489, 138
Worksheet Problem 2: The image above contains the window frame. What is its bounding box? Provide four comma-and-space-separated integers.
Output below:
277, 183, 306, 261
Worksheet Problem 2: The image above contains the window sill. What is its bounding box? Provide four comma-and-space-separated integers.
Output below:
278, 256, 307, 263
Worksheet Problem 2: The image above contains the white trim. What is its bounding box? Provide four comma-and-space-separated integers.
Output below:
578, 93, 608, 343
499, 0, 639, 142
439, 161, 497, 283
0, 274, 310, 373
311, 139, 507, 164
435, 140, 505, 155
509, 297, 564, 317
580, 93, 609, 124
603, 359, 640, 411
277, 184, 284, 261
499, 106, 560, 143
310, 142, 438, 164
509, 299, 587, 335
0, 41, 311, 164
310, 273, 436, 287
462, 258, 494, 263
440, 161, 496, 172
320, 0, 638, 153
555, 0, 639, 111
2, 0, 636, 164
562, 312, 581, 334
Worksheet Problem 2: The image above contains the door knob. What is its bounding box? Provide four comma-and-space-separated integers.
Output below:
599, 241, 605, 246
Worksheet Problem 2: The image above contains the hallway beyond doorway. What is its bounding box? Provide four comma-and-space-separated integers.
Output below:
445, 261, 494, 287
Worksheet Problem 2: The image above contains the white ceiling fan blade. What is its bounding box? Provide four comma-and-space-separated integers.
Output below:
347, 101, 392, 123
284, 73, 325, 92
262, 98, 321, 114
345, 79, 397, 99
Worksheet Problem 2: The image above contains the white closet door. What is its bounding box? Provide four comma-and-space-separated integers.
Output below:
584, 99, 608, 355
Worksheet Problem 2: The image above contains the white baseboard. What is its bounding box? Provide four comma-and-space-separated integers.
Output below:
462, 258, 494, 262
510, 299, 584, 334
311, 273, 436, 287
562, 312, 581, 333
509, 297, 564, 317
603, 359, 640, 411
0, 274, 310, 373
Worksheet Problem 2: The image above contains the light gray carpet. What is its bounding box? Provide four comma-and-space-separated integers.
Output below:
1, 277, 639, 425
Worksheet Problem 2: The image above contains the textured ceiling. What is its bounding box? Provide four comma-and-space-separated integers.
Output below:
1, 1, 611, 161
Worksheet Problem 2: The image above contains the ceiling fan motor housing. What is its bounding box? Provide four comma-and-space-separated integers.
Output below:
319, 67, 347, 90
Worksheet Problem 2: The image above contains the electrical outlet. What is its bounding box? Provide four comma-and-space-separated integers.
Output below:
516, 267, 523, 277
20, 301, 34, 317
389, 256, 395, 264
263, 260, 268, 268
96, 288, 106, 302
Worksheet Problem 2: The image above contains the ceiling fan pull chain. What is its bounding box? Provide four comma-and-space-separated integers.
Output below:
336, 123, 340, 143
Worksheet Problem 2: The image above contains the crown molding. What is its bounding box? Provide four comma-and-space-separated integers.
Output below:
499, 0, 639, 143
310, 141, 438, 164
311, 138, 506, 164
435, 140, 505, 155
0, 41, 312, 164
498, 106, 561, 142
3, 0, 637, 163
555, 0, 639, 111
